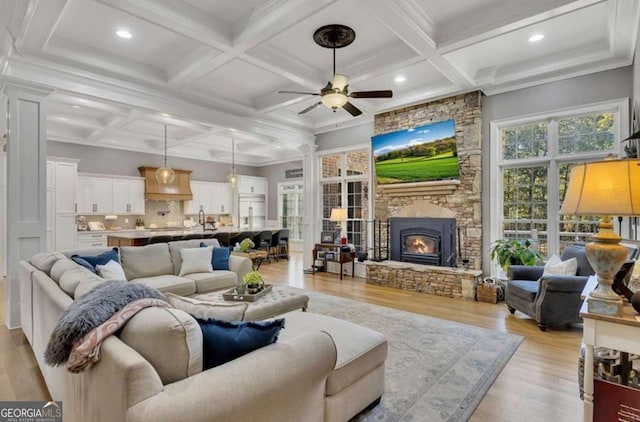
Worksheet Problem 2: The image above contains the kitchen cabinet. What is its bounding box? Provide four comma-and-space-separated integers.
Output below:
238, 176, 267, 195
239, 197, 266, 229
185, 181, 233, 215
112, 178, 145, 215
77, 175, 113, 214
77, 233, 108, 248
55, 215, 77, 251
54, 161, 77, 214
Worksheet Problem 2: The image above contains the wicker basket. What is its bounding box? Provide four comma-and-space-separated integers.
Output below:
477, 282, 498, 304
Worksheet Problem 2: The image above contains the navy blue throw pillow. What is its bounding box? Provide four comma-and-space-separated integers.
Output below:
200, 243, 230, 270
197, 318, 285, 369
71, 248, 119, 274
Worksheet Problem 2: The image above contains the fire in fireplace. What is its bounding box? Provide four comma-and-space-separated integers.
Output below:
389, 217, 456, 267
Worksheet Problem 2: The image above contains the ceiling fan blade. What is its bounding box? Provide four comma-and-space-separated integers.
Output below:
350, 90, 393, 99
342, 101, 362, 117
278, 90, 320, 96
298, 102, 322, 115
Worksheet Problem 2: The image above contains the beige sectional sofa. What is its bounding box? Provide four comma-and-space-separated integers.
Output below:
20, 240, 387, 422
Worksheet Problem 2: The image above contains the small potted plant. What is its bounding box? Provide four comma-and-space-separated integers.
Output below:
489, 238, 543, 276
240, 238, 255, 253
243, 271, 264, 294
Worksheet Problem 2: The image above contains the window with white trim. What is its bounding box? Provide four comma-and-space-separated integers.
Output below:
319, 149, 370, 251
492, 100, 627, 257
277, 182, 303, 241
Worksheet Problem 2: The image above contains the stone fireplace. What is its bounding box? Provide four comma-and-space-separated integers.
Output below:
365, 92, 483, 300
389, 217, 456, 267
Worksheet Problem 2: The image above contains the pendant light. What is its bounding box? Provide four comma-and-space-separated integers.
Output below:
226, 136, 238, 187
156, 125, 175, 184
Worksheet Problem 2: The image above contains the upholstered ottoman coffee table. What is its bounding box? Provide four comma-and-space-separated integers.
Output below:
194, 286, 309, 321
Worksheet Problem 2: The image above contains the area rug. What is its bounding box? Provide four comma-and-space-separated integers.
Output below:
299, 289, 523, 422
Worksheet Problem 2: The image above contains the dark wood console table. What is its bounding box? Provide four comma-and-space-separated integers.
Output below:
312, 243, 356, 280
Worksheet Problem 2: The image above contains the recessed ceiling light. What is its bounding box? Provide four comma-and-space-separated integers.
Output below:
160, 112, 170, 117
394, 76, 406, 83
72, 105, 80, 109
109, 139, 118, 143
528, 33, 544, 43
57, 117, 67, 121
116, 29, 132, 39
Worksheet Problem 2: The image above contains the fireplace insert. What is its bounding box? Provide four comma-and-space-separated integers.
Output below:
389, 217, 456, 267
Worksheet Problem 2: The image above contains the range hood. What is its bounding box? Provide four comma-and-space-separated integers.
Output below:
138, 166, 193, 201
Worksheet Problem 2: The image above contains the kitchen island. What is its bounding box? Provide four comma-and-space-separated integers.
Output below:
107, 227, 280, 247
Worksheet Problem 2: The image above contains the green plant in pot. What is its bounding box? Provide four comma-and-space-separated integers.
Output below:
489, 238, 543, 275
240, 238, 255, 253
243, 271, 264, 294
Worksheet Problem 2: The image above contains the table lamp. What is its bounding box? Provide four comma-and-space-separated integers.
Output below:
559, 158, 640, 316
330, 208, 347, 243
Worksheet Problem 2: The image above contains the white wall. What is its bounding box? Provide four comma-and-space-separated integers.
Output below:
315, 122, 373, 151
633, 36, 640, 122
47, 141, 259, 181
481, 66, 634, 274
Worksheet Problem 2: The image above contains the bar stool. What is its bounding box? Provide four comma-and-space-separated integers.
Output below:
182, 233, 205, 240
275, 229, 289, 260
214, 232, 231, 247
254, 230, 272, 261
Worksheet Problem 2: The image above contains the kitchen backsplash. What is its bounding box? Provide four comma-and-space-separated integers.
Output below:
80, 200, 191, 230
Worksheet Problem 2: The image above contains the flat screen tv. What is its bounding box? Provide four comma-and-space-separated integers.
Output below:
372, 119, 460, 185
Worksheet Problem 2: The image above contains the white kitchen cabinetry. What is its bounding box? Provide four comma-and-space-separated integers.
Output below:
112, 178, 145, 215
77, 233, 108, 248
185, 181, 233, 215
77, 175, 113, 214
48, 159, 79, 251
238, 176, 267, 195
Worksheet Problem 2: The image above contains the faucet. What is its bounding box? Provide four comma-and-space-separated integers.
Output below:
198, 207, 205, 231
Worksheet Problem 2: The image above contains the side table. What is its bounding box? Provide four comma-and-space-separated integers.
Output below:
231, 250, 268, 270
580, 299, 640, 421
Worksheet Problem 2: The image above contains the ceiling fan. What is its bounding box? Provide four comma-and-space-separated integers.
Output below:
278, 24, 392, 117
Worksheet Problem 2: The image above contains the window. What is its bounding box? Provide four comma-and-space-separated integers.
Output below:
319, 149, 370, 251
492, 100, 627, 258
278, 182, 303, 241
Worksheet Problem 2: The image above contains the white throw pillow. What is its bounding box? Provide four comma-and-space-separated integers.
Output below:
179, 247, 213, 276
542, 254, 578, 276
96, 260, 128, 281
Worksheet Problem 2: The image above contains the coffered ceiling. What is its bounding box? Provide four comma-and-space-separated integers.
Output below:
0, 0, 638, 165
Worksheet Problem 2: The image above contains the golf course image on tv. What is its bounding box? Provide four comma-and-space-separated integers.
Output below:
372, 119, 460, 185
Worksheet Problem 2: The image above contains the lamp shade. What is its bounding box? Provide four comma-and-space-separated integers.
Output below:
559, 159, 640, 216
330, 208, 347, 221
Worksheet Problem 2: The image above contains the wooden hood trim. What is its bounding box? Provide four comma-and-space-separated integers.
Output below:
138, 166, 193, 201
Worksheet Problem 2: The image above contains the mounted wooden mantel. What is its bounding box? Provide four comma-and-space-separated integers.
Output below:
377, 180, 460, 197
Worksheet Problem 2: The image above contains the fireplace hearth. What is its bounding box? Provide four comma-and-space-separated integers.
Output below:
390, 217, 456, 267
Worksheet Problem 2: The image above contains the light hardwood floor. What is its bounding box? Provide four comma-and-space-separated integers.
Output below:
0, 253, 584, 421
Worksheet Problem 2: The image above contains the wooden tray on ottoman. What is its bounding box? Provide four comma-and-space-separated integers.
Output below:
222, 284, 273, 302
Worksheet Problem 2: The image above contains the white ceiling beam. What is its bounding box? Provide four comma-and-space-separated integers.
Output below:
3, 56, 315, 146
86, 110, 145, 143
94, 0, 231, 50
360, 0, 474, 89
15, 0, 66, 53
47, 113, 105, 130
435, 0, 603, 54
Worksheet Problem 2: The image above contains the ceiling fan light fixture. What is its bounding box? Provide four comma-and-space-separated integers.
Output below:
322, 92, 348, 109
156, 125, 175, 184
332, 74, 348, 92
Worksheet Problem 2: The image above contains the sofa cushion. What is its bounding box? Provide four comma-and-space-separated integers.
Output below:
179, 247, 213, 276
508, 280, 539, 302
168, 239, 220, 275
186, 271, 237, 293
30, 252, 67, 275
196, 318, 285, 369
120, 243, 174, 280
130, 275, 196, 296
165, 293, 247, 321
277, 311, 387, 396
200, 243, 230, 270
96, 260, 128, 281
560, 244, 594, 277
59, 266, 103, 297
119, 307, 202, 385
71, 248, 120, 274
50, 258, 81, 284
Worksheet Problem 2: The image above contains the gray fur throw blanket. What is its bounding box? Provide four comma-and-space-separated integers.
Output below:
45, 281, 165, 366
